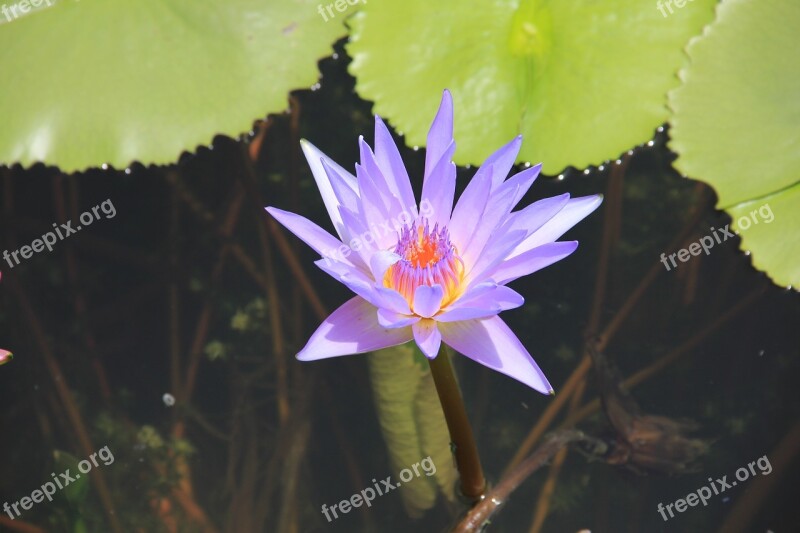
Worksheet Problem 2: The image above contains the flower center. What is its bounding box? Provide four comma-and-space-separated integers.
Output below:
384, 219, 464, 312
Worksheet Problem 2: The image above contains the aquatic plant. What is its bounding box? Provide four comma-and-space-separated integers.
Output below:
267, 90, 601, 391
267, 89, 601, 499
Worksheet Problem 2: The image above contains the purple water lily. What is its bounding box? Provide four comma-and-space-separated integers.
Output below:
266, 90, 601, 394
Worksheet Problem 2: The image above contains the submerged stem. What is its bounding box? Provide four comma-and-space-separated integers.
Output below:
428, 345, 486, 503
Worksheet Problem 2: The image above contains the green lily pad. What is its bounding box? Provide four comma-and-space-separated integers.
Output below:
0, 0, 346, 172
726, 185, 800, 287
346, 0, 716, 173
669, 0, 800, 287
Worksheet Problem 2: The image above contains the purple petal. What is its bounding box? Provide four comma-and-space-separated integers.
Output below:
499, 193, 571, 240
497, 163, 542, 209
337, 206, 374, 269
436, 307, 502, 322
413, 319, 442, 359
374, 116, 417, 215
512, 195, 603, 256
315, 258, 383, 307
359, 137, 405, 220
464, 229, 528, 286
450, 281, 496, 302
375, 287, 413, 314
266, 207, 353, 267
420, 145, 456, 228
369, 250, 401, 281
471, 136, 522, 192
316, 258, 411, 314
461, 182, 518, 267
378, 308, 421, 329
439, 316, 553, 394
413, 284, 444, 318
449, 163, 493, 250
437, 285, 524, 322
424, 90, 454, 181
491, 241, 579, 285
300, 140, 357, 240
298, 297, 413, 361
452, 282, 524, 309
300, 140, 358, 188
359, 137, 392, 197
355, 163, 393, 245
322, 158, 362, 220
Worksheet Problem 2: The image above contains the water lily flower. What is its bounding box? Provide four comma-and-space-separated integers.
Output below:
266, 90, 601, 394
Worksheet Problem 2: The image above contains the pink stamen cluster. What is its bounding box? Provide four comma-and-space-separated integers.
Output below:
384, 219, 464, 309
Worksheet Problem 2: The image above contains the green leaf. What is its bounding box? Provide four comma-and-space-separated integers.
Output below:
727, 185, 800, 288
346, 0, 716, 173
669, 0, 800, 287
52, 450, 89, 507
368, 344, 456, 516
0, 0, 346, 172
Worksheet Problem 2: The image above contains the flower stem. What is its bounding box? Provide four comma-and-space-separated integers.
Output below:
428, 345, 486, 503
